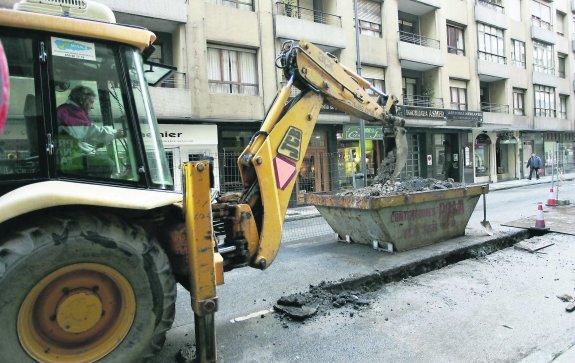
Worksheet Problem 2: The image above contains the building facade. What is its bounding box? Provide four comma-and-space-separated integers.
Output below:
6, 0, 574, 196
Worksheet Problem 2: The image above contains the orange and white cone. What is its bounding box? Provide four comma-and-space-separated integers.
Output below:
546, 188, 557, 206
534, 202, 546, 228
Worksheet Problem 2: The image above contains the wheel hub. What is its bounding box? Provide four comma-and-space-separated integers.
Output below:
17, 263, 136, 363
56, 290, 103, 333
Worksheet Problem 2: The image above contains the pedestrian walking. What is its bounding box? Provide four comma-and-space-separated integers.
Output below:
526, 153, 542, 180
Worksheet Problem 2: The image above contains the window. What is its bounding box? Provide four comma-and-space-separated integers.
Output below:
206, 0, 253, 11
556, 11, 565, 35
513, 88, 525, 115
533, 41, 554, 74
0, 35, 42, 179
511, 39, 526, 68
402, 77, 418, 105
356, 0, 382, 37
531, 0, 552, 30
361, 65, 385, 100
207, 45, 258, 95
450, 81, 467, 110
558, 54, 566, 78
447, 24, 465, 55
559, 95, 568, 119
534, 85, 555, 117
477, 23, 506, 64
509, 0, 521, 21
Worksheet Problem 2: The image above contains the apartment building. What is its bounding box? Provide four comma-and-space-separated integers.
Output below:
3, 0, 575, 197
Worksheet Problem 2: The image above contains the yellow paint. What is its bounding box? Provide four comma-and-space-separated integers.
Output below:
18, 263, 135, 363
183, 162, 218, 313
253, 92, 323, 268
56, 291, 103, 333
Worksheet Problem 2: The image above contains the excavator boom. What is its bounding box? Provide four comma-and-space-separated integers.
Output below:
212, 39, 408, 273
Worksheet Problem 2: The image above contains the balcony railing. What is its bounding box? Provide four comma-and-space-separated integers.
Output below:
398, 31, 440, 49
480, 102, 509, 113
478, 50, 507, 64
533, 64, 555, 75
477, 0, 504, 13
276, 2, 342, 27
531, 16, 552, 31
534, 108, 556, 118
155, 71, 188, 89
403, 95, 444, 108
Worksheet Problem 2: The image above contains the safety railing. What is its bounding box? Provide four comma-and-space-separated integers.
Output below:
533, 63, 555, 75
477, 0, 504, 13
275, 2, 342, 27
156, 71, 188, 89
480, 102, 509, 113
478, 50, 507, 64
403, 95, 444, 108
531, 15, 552, 31
398, 31, 440, 49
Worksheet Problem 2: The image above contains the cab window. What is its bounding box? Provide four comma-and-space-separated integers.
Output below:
0, 35, 42, 179
50, 37, 141, 182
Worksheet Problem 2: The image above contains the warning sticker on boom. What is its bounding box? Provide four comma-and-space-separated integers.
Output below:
278, 126, 302, 162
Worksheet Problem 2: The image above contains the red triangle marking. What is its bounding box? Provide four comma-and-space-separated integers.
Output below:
274, 155, 297, 190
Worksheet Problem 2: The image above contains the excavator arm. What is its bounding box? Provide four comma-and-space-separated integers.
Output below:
184, 39, 407, 363
213, 40, 407, 272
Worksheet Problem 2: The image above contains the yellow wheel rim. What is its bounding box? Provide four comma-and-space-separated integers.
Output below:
18, 263, 136, 363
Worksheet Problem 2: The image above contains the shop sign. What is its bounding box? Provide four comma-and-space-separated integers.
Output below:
343, 124, 383, 140
397, 105, 483, 123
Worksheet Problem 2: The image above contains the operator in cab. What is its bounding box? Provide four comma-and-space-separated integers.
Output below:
57, 85, 125, 177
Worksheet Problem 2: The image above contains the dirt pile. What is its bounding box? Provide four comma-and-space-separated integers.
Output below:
274, 281, 374, 322
337, 177, 464, 198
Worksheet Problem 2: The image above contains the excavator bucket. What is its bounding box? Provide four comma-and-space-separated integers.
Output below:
392, 126, 408, 179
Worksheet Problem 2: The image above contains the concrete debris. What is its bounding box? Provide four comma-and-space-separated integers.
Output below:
176, 342, 197, 363
274, 304, 318, 320
274, 287, 373, 323
336, 177, 463, 198
557, 294, 573, 302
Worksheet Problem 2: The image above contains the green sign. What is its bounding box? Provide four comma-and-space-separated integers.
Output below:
343, 124, 383, 140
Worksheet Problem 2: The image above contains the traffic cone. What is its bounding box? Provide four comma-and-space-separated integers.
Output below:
546, 188, 557, 206
534, 202, 546, 228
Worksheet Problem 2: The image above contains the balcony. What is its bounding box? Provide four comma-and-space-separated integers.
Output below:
533, 65, 558, 87
275, 2, 345, 51
531, 17, 556, 44
398, 31, 443, 71
475, 0, 507, 29
149, 76, 192, 119
481, 103, 510, 125
397, 0, 440, 16
403, 95, 444, 108
480, 102, 509, 113
98, 0, 186, 24
477, 51, 509, 81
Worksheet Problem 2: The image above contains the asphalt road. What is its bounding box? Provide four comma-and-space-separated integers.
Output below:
150, 180, 575, 363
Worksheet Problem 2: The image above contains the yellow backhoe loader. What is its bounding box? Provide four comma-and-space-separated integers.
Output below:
0, 1, 407, 362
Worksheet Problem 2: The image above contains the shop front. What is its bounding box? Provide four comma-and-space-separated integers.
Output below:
495, 132, 519, 181
337, 124, 385, 188
159, 123, 219, 192
543, 132, 575, 176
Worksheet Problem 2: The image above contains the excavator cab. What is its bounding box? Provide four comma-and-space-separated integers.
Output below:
0, 26, 173, 194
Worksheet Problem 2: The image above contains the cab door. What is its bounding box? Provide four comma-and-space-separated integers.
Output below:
0, 32, 51, 194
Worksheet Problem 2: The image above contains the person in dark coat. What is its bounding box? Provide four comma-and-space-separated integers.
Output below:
526, 152, 542, 180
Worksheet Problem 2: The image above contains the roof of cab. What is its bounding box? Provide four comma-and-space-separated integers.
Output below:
0, 8, 156, 51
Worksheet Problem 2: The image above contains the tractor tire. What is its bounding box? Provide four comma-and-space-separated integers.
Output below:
0, 211, 176, 363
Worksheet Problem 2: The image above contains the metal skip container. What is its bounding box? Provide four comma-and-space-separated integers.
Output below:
305, 185, 488, 252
